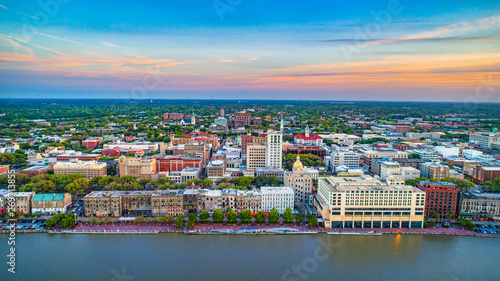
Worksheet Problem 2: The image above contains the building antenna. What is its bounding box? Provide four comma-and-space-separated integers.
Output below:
280, 113, 284, 132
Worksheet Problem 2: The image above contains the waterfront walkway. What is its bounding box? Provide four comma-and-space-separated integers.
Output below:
68, 222, 500, 237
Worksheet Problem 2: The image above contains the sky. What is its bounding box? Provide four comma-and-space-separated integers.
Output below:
0, 0, 499, 101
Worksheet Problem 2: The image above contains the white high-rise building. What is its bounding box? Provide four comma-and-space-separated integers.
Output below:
266, 130, 283, 169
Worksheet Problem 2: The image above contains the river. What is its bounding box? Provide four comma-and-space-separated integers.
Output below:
1, 233, 499, 281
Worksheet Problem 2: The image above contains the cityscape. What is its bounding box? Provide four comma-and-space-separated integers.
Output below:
1, 1, 500, 281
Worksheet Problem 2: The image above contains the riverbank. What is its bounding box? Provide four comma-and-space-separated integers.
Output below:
17, 222, 497, 237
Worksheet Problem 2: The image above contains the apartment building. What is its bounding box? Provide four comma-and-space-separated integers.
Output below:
151, 190, 184, 216
84, 191, 122, 217
261, 186, 294, 214
207, 160, 226, 180
198, 189, 222, 213
316, 176, 425, 228
235, 190, 262, 213
10, 192, 35, 214
121, 191, 155, 216
420, 162, 450, 179
54, 160, 107, 179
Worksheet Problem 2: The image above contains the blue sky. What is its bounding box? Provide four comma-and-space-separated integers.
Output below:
0, 0, 499, 101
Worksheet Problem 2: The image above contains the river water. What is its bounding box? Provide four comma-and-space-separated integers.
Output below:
1, 233, 499, 281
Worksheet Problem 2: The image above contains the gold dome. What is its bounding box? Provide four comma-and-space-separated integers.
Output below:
292, 155, 304, 174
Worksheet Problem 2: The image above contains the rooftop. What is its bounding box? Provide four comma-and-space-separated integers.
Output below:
33, 193, 68, 201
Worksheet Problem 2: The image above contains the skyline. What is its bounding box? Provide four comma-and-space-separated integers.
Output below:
0, 0, 499, 101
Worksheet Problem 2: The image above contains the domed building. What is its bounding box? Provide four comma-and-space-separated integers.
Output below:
285, 154, 313, 205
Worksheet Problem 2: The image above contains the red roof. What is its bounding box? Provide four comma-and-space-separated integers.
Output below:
294, 134, 323, 140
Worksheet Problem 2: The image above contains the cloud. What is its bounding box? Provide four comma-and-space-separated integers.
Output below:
16, 11, 38, 19
35, 33, 88, 46
100, 41, 119, 48
0, 4, 8, 9
217, 57, 259, 63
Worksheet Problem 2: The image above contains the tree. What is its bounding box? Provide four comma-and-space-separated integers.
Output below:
165, 215, 174, 224
65, 178, 90, 194
236, 176, 253, 187
60, 216, 76, 228
186, 220, 196, 228
295, 214, 304, 225
188, 212, 197, 222
239, 210, 252, 224
212, 209, 224, 224
199, 209, 209, 223
441, 177, 475, 193
429, 211, 440, 222
483, 178, 500, 193
456, 217, 475, 230
283, 207, 294, 224
268, 208, 279, 224
446, 210, 454, 220
134, 216, 145, 223
175, 215, 186, 228
227, 208, 237, 224
255, 210, 266, 224
201, 178, 213, 188
307, 215, 318, 228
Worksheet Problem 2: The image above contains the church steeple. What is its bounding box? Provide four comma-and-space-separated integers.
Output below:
305, 124, 310, 137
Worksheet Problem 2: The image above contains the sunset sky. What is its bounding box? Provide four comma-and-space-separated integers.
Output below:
0, 0, 499, 101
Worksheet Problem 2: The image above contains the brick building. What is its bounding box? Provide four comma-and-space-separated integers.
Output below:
417, 181, 459, 219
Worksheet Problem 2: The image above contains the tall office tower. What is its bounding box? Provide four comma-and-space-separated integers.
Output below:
266, 130, 283, 168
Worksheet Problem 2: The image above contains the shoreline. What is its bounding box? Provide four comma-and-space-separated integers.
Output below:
2, 226, 499, 238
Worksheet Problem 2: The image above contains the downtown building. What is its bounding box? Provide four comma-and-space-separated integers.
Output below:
416, 181, 459, 219
54, 160, 107, 180
459, 192, 500, 219
118, 156, 157, 180
315, 176, 425, 229
261, 186, 294, 214
420, 162, 450, 180
284, 155, 313, 205
266, 130, 283, 169
31, 193, 72, 214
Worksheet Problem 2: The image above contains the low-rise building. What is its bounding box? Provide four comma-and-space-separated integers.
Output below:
151, 190, 184, 216
459, 192, 500, 219
54, 160, 107, 179
261, 186, 294, 213
118, 156, 157, 179
235, 189, 262, 213
31, 193, 72, 214
20, 165, 52, 177
84, 191, 122, 217
472, 165, 500, 184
